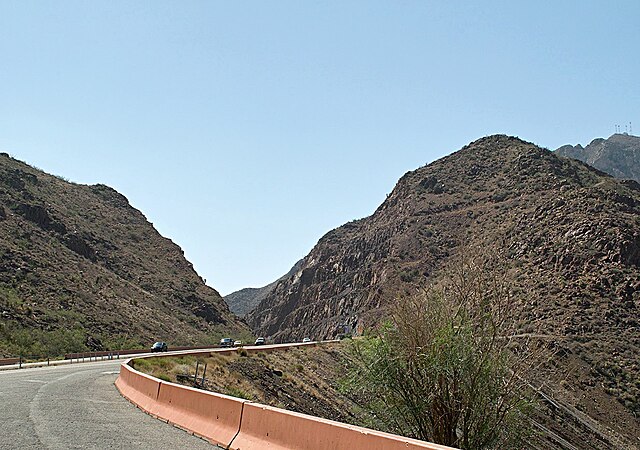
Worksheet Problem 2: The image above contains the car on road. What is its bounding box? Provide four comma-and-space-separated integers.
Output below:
302, 337, 311, 343
254, 337, 266, 345
233, 340, 243, 347
151, 341, 168, 352
220, 337, 233, 347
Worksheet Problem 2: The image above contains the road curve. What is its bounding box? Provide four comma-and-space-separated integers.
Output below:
0, 358, 215, 449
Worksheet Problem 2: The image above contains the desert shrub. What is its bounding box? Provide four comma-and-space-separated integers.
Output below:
345, 248, 539, 448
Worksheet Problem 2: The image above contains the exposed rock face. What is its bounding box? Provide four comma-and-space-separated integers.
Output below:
224, 259, 304, 317
556, 133, 640, 181
0, 154, 248, 356
247, 135, 640, 443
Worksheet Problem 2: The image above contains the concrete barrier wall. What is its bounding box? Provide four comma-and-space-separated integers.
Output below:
154, 382, 245, 447
243, 341, 319, 355
115, 363, 161, 414
230, 402, 452, 450
116, 343, 455, 450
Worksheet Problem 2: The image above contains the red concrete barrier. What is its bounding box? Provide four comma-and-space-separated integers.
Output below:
115, 362, 161, 414
230, 403, 453, 450
154, 382, 245, 447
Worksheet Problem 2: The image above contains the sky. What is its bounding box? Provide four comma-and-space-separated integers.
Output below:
1, 1, 638, 295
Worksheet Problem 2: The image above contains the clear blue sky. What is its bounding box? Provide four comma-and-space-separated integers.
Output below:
1, 1, 638, 295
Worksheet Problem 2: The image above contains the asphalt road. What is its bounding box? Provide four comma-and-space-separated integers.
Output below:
0, 358, 215, 449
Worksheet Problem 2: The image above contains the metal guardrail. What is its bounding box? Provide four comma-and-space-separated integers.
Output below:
64, 345, 217, 361
0, 357, 21, 366
0, 353, 120, 370
0, 355, 57, 368
0, 344, 234, 370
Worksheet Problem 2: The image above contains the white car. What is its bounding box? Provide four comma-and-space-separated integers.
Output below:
302, 337, 311, 343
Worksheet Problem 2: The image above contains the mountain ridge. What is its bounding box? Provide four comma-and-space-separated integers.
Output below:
224, 259, 304, 317
0, 153, 249, 356
556, 133, 640, 181
246, 134, 640, 444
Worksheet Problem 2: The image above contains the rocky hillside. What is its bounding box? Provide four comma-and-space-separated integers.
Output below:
247, 135, 640, 446
224, 259, 304, 317
556, 133, 640, 181
0, 153, 249, 357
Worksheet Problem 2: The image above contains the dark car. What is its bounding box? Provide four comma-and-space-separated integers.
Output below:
220, 337, 233, 348
151, 341, 168, 352
254, 337, 266, 345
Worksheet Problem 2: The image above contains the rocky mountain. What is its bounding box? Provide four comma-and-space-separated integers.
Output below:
247, 135, 640, 446
224, 259, 304, 317
0, 153, 249, 357
556, 133, 640, 182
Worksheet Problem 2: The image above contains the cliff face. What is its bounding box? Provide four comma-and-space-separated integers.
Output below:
556, 133, 640, 182
247, 135, 640, 442
0, 153, 248, 356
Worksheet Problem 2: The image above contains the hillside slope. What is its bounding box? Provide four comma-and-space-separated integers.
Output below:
224, 259, 304, 317
247, 135, 640, 445
0, 153, 249, 356
556, 133, 640, 181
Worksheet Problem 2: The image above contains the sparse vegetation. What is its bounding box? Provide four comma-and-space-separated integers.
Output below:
0, 153, 249, 357
133, 346, 377, 427
245, 136, 640, 446
0, 320, 86, 358
345, 249, 539, 448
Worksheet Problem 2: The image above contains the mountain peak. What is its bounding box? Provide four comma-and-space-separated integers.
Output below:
556, 133, 640, 182
246, 134, 640, 444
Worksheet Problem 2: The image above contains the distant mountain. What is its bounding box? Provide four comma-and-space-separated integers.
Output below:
556, 133, 640, 182
247, 135, 640, 446
225, 259, 304, 317
0, 153, 249, 357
